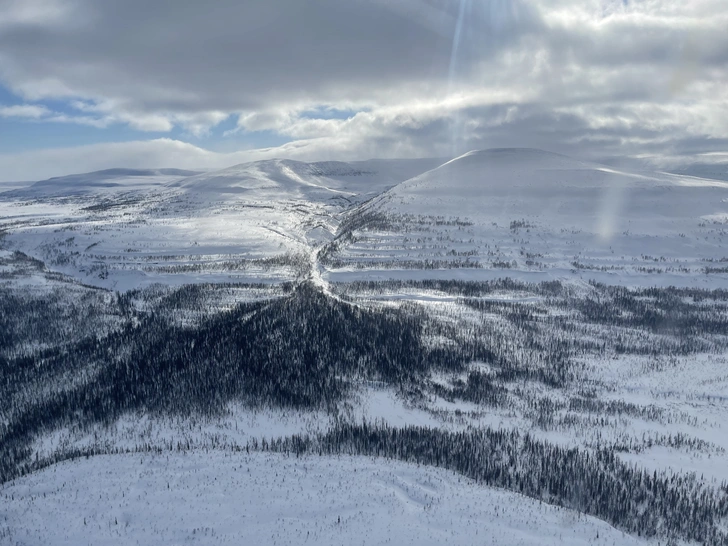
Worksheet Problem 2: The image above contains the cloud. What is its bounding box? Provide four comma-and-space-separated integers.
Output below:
3, 111, 728, 183
0, 1, 539, 109
0, 0, 726, 169
0, 100, 233, 134
0, 0, 76, 29
0, 104, 51, 119
68, 100, 230, 134
0, 102, 113, 127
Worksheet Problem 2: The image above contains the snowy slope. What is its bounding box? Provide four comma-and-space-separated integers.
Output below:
667, 162, 728, 182
1, 451, 649, 546
170, 157, 444, 201
4, 168, 201, 197
169, 159, 349, 197
369, 148, 725, 227
326, 148, 728, 287
3, 152, 728, 546
0, 158, 441, 290
2, 150, 728, 290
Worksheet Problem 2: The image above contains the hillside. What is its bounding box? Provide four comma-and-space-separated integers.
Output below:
3, 168, 201, 197
667, 162, 728, 182
0, 157, 443, 290
368, 148, 720, 225
169, 157, 444, 202
3, 150, 728, 545
325, 148, 728, 287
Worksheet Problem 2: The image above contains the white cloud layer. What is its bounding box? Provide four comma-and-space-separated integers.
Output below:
0, 0, 727, 175
0, 104, 50, 119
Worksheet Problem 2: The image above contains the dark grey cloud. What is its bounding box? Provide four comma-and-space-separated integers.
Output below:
0, 0, 726, 173
0, 0, 539, 111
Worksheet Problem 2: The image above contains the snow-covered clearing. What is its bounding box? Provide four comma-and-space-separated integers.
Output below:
1, 451, 651, 546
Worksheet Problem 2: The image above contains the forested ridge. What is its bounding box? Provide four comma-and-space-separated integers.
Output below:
1, 282, 482, 483
262, 423, 728, 545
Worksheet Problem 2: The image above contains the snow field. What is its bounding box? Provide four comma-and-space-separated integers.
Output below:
1, 451, 652, 546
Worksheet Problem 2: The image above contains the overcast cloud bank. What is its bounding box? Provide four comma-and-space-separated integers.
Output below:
0, 0, 726, 180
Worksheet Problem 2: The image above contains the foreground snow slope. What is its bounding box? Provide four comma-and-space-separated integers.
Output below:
1, 451, 648, 546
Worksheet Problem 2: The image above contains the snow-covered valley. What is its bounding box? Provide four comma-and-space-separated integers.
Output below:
2, 149, 728, 545
2, 149, 727, 292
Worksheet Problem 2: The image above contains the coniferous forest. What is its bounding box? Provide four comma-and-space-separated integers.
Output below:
2, 268, 728, 544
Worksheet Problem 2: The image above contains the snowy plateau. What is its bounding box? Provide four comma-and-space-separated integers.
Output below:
1, 148, 728, 545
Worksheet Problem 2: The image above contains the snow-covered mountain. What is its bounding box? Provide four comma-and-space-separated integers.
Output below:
2, 149, 727, 290
3, 149, 728, 545
3, 168, 202, 197
169, 157, 444, 201
666, 161, 728, 182
326, 148, 728, 287
368, 147, 728, 225
0, 157, 443, 290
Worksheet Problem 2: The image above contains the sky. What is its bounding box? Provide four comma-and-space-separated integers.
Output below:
0, 0, 726, 181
